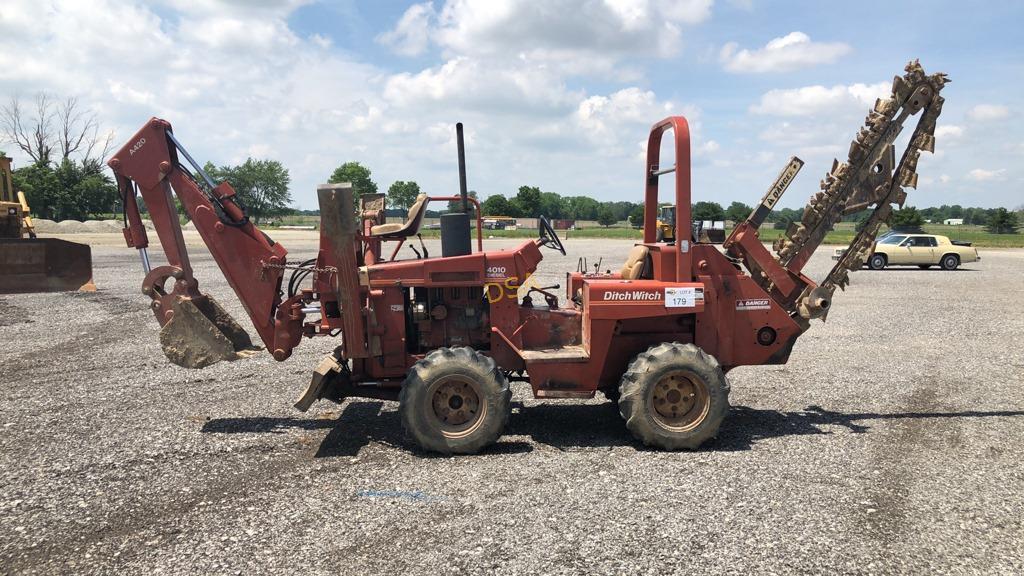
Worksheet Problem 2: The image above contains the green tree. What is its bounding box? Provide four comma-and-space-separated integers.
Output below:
890, 206, 925, 232
853, 211, 871, 232
985, 208, 1019, 234
481, 193, 512, 216
538, 192, 568, 219
206, 158, 292, 224
387, 180, 421, 212
13, 159, 117, 220
565, 196, 600, 220
329, 161, 377, 200
447, 190, 478, 212
13, 162, 61, 219
597, 205, 617, 227
692, 201, 725, 221
724, 201, 752, 224
628, 204, 645, 228
772, 207, 802, 231
511, 185, 542, 217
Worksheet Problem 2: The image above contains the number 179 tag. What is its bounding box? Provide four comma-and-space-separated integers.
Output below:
664, 286, 703, 308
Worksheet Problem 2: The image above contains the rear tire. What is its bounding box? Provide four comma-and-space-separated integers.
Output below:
618, 343, 730, 450
941, 254, 959, 271
868, 254, 887, 270
399, 347, 511, 454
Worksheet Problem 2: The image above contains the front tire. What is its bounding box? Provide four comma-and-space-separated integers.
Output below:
618, 343, 730, 450
868, 254, 887, 270
941, 254, 959, 270
399, 347, 511, 454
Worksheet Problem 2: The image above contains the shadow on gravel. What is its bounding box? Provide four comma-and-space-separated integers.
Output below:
203, 400, 1024, 455
509, 402, 639, 450
510, 402, 1024, 452
203, 401, 533, 458
712, 405, 1024, 451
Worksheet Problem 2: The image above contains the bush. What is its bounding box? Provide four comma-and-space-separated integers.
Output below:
890, 206, 925, 233
985, 208, 1019, 234
597, 206, 617, 227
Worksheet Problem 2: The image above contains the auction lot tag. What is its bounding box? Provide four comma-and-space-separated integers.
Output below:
665, 287, 704, 308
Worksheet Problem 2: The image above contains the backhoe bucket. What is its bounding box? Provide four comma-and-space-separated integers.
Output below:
158, 294, 260, 369
0, 238, 96, 294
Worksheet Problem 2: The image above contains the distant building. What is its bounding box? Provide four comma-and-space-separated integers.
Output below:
943, 218, 964, 225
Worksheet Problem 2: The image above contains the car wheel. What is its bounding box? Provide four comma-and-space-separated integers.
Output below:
868, 254, 886, 270
941, 254, 959, 271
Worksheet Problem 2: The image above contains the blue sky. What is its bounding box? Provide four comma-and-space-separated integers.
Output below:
1, 0, 1021, 210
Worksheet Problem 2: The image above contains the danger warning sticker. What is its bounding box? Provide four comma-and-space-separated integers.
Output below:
736, 298, 771, 311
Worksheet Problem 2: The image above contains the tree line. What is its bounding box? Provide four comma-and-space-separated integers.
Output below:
3, 93, 1020, 234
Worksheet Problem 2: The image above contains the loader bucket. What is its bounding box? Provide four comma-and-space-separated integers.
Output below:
158, 294, 260, 369
0, 238, 96, 294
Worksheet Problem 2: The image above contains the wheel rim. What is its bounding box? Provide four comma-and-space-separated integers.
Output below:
429, 375, 486, 439
647, 369, 710, 432
945, 256, 956, 268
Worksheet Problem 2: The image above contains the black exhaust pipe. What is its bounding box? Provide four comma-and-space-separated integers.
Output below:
441, 122, 472, 257
456, 122, 469, 213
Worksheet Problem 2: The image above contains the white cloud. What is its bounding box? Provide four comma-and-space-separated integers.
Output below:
574, 87, 686, 154
720, 32, 850, 73
751, 82, 889, 116
0, 0, 718, 208
967, 168, 1006, 181
966, 104, 1009, 122
381, 0, 712, 75
940, 174, 951, 183
383, 57, 581, 114
935, 125, 964, 140
698, 140, 720, 155
377, 2, 436, 56
107, 81, 155, 106
310, 33, 333, 49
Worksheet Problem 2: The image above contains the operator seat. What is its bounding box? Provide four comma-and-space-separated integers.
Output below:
370, 194, 428, 239
620, 245, 652, 280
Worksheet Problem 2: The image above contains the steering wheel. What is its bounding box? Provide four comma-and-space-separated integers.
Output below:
538, 215, 567, 255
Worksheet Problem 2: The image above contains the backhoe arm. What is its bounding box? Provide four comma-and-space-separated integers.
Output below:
108, 118, 293, 367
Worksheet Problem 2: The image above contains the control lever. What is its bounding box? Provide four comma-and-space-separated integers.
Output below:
522, 284, 561, 309
416, 233, 429, 259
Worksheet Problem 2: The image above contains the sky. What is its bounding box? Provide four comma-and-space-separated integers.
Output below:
0, 0, 1021, 210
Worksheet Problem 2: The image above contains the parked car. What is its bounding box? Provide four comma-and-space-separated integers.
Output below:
834, 233, 980, 270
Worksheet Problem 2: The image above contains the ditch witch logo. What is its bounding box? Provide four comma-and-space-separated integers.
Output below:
603, 290, 662, 301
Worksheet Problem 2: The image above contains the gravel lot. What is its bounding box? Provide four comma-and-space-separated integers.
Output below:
2, 233, 1023, 575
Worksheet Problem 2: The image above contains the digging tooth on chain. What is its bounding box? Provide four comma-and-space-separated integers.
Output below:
915, 133, 936, 153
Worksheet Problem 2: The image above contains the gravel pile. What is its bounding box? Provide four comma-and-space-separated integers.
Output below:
32, 219, 154, 234
1, 238, 1022, 574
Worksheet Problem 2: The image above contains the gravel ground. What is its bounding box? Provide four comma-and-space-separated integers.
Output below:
2, 233, 1023, 575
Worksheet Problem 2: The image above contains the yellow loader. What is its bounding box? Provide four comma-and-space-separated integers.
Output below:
0, 154, 95, 293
